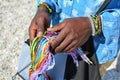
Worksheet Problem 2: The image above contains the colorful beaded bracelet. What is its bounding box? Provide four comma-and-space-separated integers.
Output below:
38, 2, 52, 14
90, 15, 102, 35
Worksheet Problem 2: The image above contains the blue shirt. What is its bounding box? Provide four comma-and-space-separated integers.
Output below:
37, 0, 120, 64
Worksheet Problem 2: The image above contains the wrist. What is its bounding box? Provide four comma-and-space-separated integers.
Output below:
37, 5, 51, 19
38, 2, 52, 14
88, 16, 95, 36
85, 17, 92, 35
38, 5, 49, 14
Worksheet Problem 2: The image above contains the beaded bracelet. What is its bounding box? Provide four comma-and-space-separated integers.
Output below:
38, 2, 52, 14
91, 15, 102, 35
90, 15, 102, 35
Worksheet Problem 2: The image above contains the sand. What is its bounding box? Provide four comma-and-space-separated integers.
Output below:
0, 0, 120, 80
0, 0, 35, 80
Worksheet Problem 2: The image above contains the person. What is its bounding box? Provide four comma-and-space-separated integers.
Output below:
28, 0, 120, 80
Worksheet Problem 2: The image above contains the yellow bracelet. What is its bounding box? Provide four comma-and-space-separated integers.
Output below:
38, 2, 52, 14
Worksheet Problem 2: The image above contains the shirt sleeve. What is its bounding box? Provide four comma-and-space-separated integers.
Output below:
95, 9, 120, 63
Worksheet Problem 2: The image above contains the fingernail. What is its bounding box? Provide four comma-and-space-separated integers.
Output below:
47, 28, 51, 31
37, 34, 42, 37
37, 32, 43, 37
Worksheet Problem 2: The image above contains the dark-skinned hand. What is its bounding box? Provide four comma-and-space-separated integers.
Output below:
29, 6, 50, 42
47, 17, 92, 54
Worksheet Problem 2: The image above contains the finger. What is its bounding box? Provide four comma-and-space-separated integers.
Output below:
68, 45, 78, 52
30, 29, 37, 41
29, 19, 37, 42
47, 23, 64, 32
37, 17, 45, 37
51, 29, 67, 52
37, 24, 44, 37
54, 36, 73, 53
63, 41, 77, 52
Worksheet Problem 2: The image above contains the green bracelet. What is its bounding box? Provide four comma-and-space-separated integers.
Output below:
91, 15, 102, 35
38, 2, 52, 14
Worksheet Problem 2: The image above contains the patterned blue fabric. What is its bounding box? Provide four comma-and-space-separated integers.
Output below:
105, 0, 120, 9
37, 0, 120, 64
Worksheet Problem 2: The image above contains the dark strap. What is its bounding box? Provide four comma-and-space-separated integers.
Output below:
25, 39, 30, 46
96, 0, 112, 14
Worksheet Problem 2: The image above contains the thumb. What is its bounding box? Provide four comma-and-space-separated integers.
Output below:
36, 16, 45, 37
37, 24, 44, 37
47, 23, 63, 32
29, 19, 37, 42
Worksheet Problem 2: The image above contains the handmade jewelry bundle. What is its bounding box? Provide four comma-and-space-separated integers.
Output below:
29, 31, 93, 80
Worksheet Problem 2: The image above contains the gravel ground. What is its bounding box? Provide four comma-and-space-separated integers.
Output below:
0, 0, 120, 80
0, 0, 35, 80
